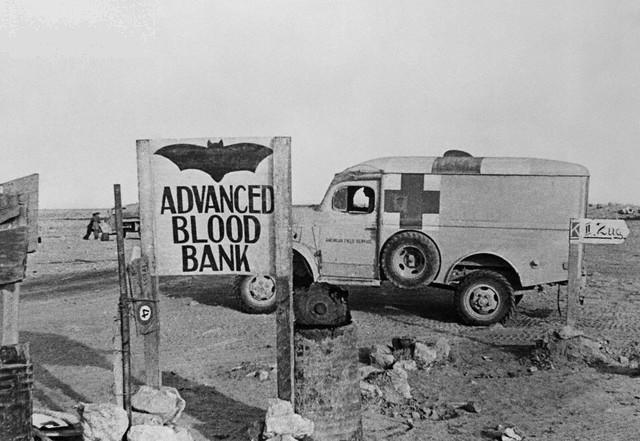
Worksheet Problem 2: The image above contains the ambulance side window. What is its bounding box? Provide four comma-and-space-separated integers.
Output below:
332, 186, 375, 214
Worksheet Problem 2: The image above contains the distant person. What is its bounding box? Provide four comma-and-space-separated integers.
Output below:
83, 212, 102, 240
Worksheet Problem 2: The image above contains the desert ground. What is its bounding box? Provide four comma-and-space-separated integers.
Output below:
18, 208, 640, 440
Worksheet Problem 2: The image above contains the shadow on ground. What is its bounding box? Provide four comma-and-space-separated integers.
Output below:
160, 275, 242, 312
348, 283, 460, 323
21, 331, 113, 410
163, 371, 263, 440
21, 268, 118, 301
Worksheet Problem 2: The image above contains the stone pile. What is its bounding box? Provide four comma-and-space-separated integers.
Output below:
361, 336, 451, 405
76, 386, 192, 441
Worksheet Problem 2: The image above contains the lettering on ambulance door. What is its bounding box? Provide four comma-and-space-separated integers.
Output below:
319, 180, 379, 279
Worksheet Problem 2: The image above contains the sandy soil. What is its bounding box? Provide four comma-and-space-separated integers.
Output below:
17, 209, 640, 440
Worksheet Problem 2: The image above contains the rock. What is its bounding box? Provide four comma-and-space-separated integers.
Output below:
395, 359, 417, 371
413, 342, 437, 368
77, 403, 129, 441
264, 399, 314, 438
127, 424, 193, 441
460, 401, 481, 413
370, 344, 395, 369
527, 366, 538, 373
391, 336, 415, 351
556, 325, 584, 340
391, 336, 415, 359
619, 355, 630, 366
502, 426, 523, 441
381, 387, 404, 405
431, 404, 458, 420
131, 386, 186, 424
257, 370, 270, 381
434, 337, 451, 361
360, 381, 382, 398
358, 365, 384, 380
388, 365, 411, 399
174, 426, 195, 441
131, 411, 163, 426
247, 421, 264, 441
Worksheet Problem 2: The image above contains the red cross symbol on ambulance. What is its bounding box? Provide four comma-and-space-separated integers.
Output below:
383, 174, 441, 229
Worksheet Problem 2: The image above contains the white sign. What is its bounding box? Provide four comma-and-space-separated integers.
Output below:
137, 136, 291, 276
570, 218, 630, 244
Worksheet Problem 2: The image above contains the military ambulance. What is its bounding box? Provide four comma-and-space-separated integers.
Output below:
238, 150, 589, 325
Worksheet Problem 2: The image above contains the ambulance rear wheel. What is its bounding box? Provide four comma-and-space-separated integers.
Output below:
455, 270, 514, 325
235, 274, 277, 314
381, 232, 440, 289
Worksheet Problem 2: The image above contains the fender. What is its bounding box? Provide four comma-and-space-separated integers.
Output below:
292, 242, 320, 281
445, 251, 522, 286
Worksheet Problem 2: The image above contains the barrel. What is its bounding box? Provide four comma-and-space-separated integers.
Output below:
0, 343, 33, 441
294, 323, 363, 441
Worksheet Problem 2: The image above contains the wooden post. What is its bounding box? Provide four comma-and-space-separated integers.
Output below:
114, 184, 132, 421
136, 140, 161, 388
1, 283, 20, 345
273, 137, 294, 403
1, 194, 29, 346
566, 219, 583, 327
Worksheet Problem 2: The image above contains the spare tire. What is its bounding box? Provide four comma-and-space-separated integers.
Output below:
234, 274, 277, 314
381, 231, 440, 289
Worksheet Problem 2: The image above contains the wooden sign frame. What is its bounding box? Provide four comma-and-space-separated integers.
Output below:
136, 137, 293, 398
0, 174, 39, 252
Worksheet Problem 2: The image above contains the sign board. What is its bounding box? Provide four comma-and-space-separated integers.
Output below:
0, 174, 39, 252
569, 218, 630, 244
137, 137, 290, 277
137, 136, 294, 399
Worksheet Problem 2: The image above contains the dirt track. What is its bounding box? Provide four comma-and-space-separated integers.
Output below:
18, 210, 640, 440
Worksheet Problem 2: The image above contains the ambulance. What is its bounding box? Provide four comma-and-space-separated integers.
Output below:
238, 150, 589, 325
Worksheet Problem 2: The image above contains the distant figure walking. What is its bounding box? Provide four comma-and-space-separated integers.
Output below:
83, 212, 102, 240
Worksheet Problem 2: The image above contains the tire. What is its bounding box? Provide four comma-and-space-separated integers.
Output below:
381, 231, 440, 289
234, 274, 277, 314
454, 270, 514, 326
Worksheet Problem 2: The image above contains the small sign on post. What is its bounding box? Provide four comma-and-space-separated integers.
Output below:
137, 137, 293, 397
566, 218, 630, 325
570, 218, 630, 244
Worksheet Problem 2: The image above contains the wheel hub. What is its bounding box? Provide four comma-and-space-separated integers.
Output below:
248, 276, 276, 301
469, 285, 499, 315
393, 246, 427, 277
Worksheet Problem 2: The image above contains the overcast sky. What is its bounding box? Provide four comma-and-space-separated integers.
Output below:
1, 0, 638, 209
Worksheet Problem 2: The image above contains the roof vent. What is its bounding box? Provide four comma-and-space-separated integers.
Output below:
443, 149, 472, 158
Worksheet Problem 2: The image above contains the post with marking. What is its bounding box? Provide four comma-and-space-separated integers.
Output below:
136, 140, 162, 388
566, 218, 583, 327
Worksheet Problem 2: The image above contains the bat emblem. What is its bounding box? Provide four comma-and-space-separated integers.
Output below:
154, 140, 273, 182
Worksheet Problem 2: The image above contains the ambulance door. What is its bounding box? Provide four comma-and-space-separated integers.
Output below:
318, 180, 379, 280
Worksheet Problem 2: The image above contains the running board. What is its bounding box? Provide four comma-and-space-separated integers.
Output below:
317, 277, 381, 287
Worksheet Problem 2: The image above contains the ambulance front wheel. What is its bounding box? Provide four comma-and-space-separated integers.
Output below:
454, 270, 514, 326
381, 231, 440, 289
235, 274, 277, 314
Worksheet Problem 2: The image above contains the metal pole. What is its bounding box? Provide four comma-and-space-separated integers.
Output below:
114, 184, 132, 422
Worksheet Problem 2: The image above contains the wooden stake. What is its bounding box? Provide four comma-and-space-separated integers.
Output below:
566, 219, 583, 327
114, 184, 132, 421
